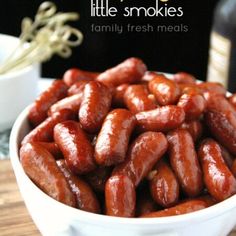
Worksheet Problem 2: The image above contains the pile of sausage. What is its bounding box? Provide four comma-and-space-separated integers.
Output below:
20, 57, 236, 218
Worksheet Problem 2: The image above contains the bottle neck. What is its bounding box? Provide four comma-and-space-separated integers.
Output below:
213, 0, 236, 39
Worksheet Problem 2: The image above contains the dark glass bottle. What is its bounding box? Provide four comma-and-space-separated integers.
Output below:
207, 0, 236, 92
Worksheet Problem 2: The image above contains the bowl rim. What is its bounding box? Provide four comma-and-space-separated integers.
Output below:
9, 83, 236, 227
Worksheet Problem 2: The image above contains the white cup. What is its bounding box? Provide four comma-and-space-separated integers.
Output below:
0, 34, 40, 132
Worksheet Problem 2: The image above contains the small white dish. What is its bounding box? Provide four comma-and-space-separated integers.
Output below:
0, 34, 40, 132
0, 78, 52, 160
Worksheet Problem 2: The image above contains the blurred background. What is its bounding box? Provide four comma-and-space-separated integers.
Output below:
0, 0, 218, 80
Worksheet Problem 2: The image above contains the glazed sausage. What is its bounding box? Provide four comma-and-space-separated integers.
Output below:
204, 93, 236, 117
167, 129, 203, 197
95, 109, 136, 166
180, 120, 203, 142
197, 195, 217, 206
179, 83, 202, 96
105, 175, 136, 217
79, 81, 112, 133
48, 93, 83, 115
136, 106, 185, 132
20, 143, 76, 207
22, 109, 75, 145
172, 72, 196, 84
177, 93, 206, 121
149, 161, 179, 207
67, 80, 89, 96
96, 57, 147, 86
57, 160, 100, 213
63, 68, 99, 86
141, 71, 158, 83
231, 159, 236, 178
147, 94, 158, 105
112, 84, 129, 107
148, 74, 180, 105
85, 167, 112, 193
219, 144, 234, 169
28, 80, 68, 126
113, 132, 168, 186
124, 85, 156, 113
34, 142, 63, 160
198, 139, 236, 201
204, 110, 236, 155
54, 121, 96, 174
198, 82, 226, 96
140, 199, 210, 218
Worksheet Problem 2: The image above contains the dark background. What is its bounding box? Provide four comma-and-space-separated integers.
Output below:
0, 0, 219, 80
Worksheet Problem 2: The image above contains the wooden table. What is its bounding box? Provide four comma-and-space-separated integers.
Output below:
0, 159, 236, 236
0, 159, 40, 236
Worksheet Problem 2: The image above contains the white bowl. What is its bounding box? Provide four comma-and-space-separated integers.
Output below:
10, 105, 236, 236
0, 34, 40, 132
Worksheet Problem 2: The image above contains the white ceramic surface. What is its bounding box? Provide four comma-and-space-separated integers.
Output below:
10, 105, 236, 236
0, 34, 40, 132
